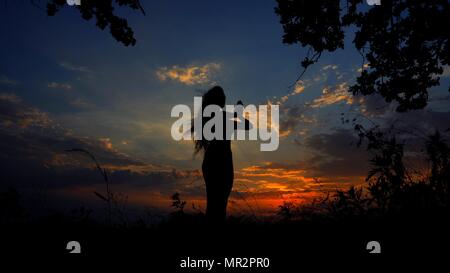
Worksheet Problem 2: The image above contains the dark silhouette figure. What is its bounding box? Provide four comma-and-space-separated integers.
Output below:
193, 86, 251, 223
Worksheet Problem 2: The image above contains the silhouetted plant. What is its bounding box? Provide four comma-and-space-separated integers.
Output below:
70, 206, 93, 224
275, 0, 450, 111
426, 131, 450, 206
46, 0, 145, 46
294, 126, 450, 221
277, 201, 297, 221
327, 186, 370, 219
65, 148, 129, 227
354, 124, 407, 212
171, 192, 187, 213
0, 188, 23, 225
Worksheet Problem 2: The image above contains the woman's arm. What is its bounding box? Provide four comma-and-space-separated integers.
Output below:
233, 100, 253, 130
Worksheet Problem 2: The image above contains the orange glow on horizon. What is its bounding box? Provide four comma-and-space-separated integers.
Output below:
51, 162, 366, 217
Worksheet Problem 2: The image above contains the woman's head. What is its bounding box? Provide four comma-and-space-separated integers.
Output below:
193, 86, 226, 154
202, 86, 226, 109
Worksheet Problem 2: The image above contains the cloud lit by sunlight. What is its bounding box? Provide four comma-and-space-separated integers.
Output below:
310, 82, 353, 108
156, 63, 221, 85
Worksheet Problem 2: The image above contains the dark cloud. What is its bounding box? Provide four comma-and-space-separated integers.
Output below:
279, 104, 315, 137
302, 129, 370, 177
300, 108, 450, 178
0, 93, 200, 204
382, 109, 450, 134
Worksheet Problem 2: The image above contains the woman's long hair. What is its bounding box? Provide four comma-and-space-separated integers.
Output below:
192, 86, 226, 155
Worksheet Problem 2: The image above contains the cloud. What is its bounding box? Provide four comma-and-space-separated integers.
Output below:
322, 64, 338, 71
0, 92, 51, 129
310, 82, 354, 108
357, 63, 370, 73
302, 129, 370, 177
156, 63, 221, 85
279, 104, 314, 137
442, 66, 450, 78
382, 109, 450, 135
272, 81, 306, 106
0, 93, 21, 103
0, 92, 368, 215
231, 160, 360, 211
293, 82, 305, 94
70, 98, 96, 109
0, 75, 19, 86
238, 162, 311, 184
47, 82, 72, 91
0, 93, 196, 184
357, 94, 393, 117
60, 62, 92, 73
98, 137, 114, 151
0, 92, 211, 215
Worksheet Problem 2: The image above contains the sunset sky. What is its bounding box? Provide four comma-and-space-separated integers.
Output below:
1, 0, 450, 217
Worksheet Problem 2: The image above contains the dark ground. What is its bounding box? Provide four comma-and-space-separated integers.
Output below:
1, 213, 448, 271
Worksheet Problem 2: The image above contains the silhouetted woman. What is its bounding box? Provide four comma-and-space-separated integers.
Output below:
193, 86, 251, 223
